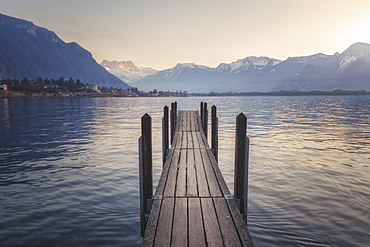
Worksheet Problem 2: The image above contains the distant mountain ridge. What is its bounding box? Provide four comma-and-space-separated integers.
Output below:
0, 13, 130, 89
134, 43, 370, 92
100, 60, 158, 84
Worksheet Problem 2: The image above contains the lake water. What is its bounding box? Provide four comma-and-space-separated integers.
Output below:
0, 96, 369, 246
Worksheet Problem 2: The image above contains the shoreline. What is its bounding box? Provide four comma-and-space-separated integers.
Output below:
1, 90, 370, 98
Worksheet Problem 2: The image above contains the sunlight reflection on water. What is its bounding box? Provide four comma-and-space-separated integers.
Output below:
0, 96, 369, 246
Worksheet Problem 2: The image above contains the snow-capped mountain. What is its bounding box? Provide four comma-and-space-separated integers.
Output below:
100, 60, 158, 84
0, 13, 130, 89
216, 56, 281, 74
135, 42, 370, 92
135, 63, 221, 92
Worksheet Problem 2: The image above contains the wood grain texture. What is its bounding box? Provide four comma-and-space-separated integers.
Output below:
171, 198, 188, 247
214, 197, 242, 247
201, 198, 223, 247
188, 198, 206, 247
154, 198, 174, 246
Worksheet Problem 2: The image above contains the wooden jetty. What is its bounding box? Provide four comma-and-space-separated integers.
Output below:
139, 102, 254, 246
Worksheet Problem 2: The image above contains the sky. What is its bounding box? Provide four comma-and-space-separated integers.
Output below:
2, 0, 370, 70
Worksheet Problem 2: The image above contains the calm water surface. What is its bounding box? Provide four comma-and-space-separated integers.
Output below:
0, 96, 369, 246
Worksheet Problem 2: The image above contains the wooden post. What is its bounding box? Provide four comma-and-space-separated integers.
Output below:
234, 113, 249, 223
211, 105, 218, 161
162, 105, 169, 165
170, 102, 175, 143
203, 102, 208, 139
174, 101, 177, 132
139, 113, 153, 237
200, 102, 204, 123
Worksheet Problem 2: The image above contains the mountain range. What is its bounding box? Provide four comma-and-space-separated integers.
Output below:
113, 43, 369, 93
0, 13, 130, 89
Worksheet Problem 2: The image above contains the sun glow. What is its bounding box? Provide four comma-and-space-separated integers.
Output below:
338, 13, 370, 49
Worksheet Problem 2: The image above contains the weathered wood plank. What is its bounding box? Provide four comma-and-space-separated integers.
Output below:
188, 198, 206, 247
200, 149, 223, 197
195, 131, 209, 149
193, 148, 210, 197
183, 111, 189, 131
176, 111, 182, 132
192, 131, 200, 149
172, 129, 182, 149
175, 149, 187, 197
201, 198, 224, 247
154, 198, 174, 246
187, 132, 194, 149
189, 111, 196, 132
163, 149, 180, 197
155, 149, 174, 196
226, 198, 255, 247
181, 131, 188, 149
214, 197, 242, 247
206, 149, 232, 196
142, 198, 162, 247
187, 149, 198, 197
171, 198, 188, 246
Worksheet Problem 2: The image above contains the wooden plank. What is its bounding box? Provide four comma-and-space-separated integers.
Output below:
176, 111, 182, 132
143, 198, 162, 247
190, 111, 196, 132
181, 112, 189, 131
173, 130, 182, 149
187, 149, 198, 197
193, 148, 210, 197
200, 149, 223, 197
187, 131, 194, 149
179, 111, 184, 131
154, 198, 175, 246
181, 131, 188, 149
226, 198, 255, 247
171, 198, 188, 246
201, 198, 224, 247
188, 198, 206, 247
196, 131, 209, 149
163, 149, 180, 197
175, 149, 187, 197
194, 111, 199, 131
155, 149, 174, 196
185, 111, 191, 131
192, 131, 200, 149
214, 198, 242, 247
206, 149, 232, 196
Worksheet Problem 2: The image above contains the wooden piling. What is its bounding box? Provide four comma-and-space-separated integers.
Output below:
162, 105, 169, 165
139, 113, 153, 237
234, 113, 249, 223
200, 102, 204, 123
203, 102, 208, 139
174, 102, 177, 133
211, 105, 218, 161
170, 102, 175, 143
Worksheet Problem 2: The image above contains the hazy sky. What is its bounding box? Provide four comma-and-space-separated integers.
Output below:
2, 0, 370, 69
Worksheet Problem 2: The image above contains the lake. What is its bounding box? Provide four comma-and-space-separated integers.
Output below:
0, 96, 369, 246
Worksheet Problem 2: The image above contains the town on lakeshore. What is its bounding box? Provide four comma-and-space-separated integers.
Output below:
1, 77, 369, 98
